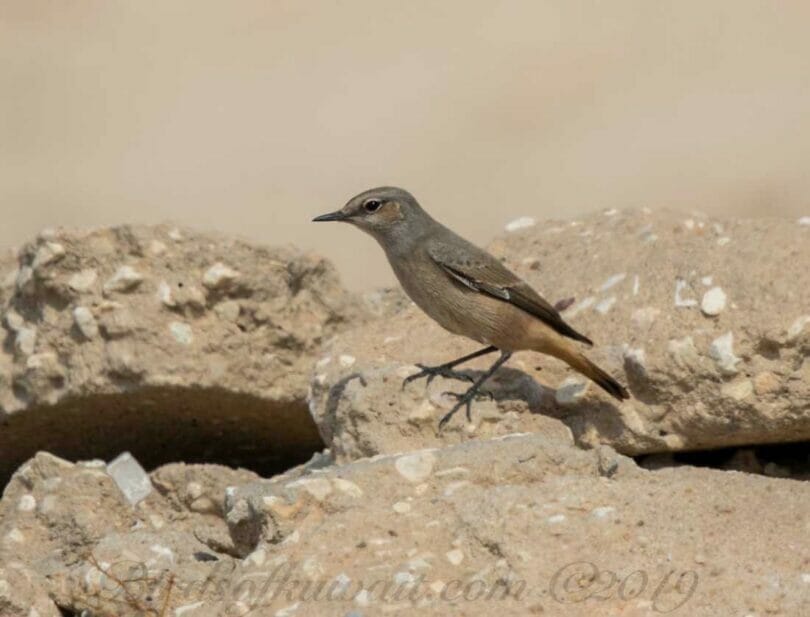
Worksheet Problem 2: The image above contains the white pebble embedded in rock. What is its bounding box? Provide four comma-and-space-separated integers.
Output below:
14, 327, 37, 356
104, 266, 144, 293
555, 378, 589, 405
798, 216, 810, 226
701, 287, 727, 316
157, 281, 175, 307
504, 217, 535, 232
73, 306, 99, 339
17, 494, 36, 512
32, 242, 65, 269
107, 452, 153, 505
395, 450, 436, 483
674, 279, 698, 307
339, 354, 356, 368
709, 332, 740, 375
68, 269, 98, 293
202, 262, 240, 290
446, 549, 464, 565
786, 315, 810, 342
169, 321, 193, 345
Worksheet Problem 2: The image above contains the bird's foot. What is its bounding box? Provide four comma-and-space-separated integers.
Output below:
402, 363, 475, 390
438, 386, 493, 428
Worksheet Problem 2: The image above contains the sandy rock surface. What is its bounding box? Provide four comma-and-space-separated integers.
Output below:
310, 209, 810, 460
0, 440, 807, 616
0, 215, 808, 616
0, 225, 366, 483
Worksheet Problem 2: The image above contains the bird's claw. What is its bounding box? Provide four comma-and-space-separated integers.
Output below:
438, 387, 493, 429
402, 363, 474, 390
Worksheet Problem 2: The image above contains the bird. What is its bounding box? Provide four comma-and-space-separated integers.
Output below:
313, 186, 630, 428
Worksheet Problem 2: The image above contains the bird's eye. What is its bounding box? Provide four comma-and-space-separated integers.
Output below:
363, 199, 382, 212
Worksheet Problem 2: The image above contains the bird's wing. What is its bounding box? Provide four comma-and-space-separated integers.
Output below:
427, 240, 593, 346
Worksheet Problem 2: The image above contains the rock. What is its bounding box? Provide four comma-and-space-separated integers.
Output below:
709, 331, 740, 375
106, 451, 153, 505
700, 286, 727, 316
202, 262, 240, 290
72, 306, 99, 339
0, 225, 366, 484
310, 210, 810, 457
103, 265, 144, 293
2, 435, 806, 615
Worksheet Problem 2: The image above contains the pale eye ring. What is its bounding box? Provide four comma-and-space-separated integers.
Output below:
363, 199, 382, 212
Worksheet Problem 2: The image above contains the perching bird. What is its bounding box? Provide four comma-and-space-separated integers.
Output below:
313, 187, 629, 427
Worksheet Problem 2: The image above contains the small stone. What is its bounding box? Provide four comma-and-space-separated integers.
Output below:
168, 228, 183, 241
214, 300, 241, 321
753, 372, 780, 395
186, 481, 203, 500
107, 451, 153, 505
632, 275, 640, 295
721, 378, 753, 401
32, 241, 65, 269
407, 399, 436, 423
446, 549, 464, 565
674, 278, 698, 307
547, 514, 566, 524
157, 281, 176, 307
555, 378, 589, 405
15, 266, 33, 292
202, 262, 240, 289
591, 506, 616, 519
339, 354, 356, 368
624, 347, 646, 375
4, 310, 24, 332
73, 306, 99, 339
68, 269, 98, 292
786, 315, 810, 342
26, 352, 60, 373
717, 236, 731, 246
798, 216, 810, 226
701, 276, 714, 286
701, 287, 727, 316
18, 494, 36, 512
395, 450, 436, 482
169, 321, 193, 345
14, 327, 37, 356
504, 217, 535, 232
709, 332, 740, 375
104, 266, 144, 293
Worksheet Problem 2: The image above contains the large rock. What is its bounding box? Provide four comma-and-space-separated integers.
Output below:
0, 439, 807, 616
309, 210, 810, 460
0, 225, 365, 483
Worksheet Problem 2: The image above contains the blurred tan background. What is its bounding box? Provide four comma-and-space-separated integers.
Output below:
2, 1, 808, 289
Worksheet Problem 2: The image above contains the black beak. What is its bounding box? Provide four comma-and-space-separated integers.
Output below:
312, 210, 348, 222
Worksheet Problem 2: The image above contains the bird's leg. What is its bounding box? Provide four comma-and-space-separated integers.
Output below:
439, 350, 512, 428
402, 345, 498, 390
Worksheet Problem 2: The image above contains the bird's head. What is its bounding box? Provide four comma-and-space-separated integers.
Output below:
313, 186, 430, 245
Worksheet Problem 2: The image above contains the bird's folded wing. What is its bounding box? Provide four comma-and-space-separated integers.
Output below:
428, 244, 593, 346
